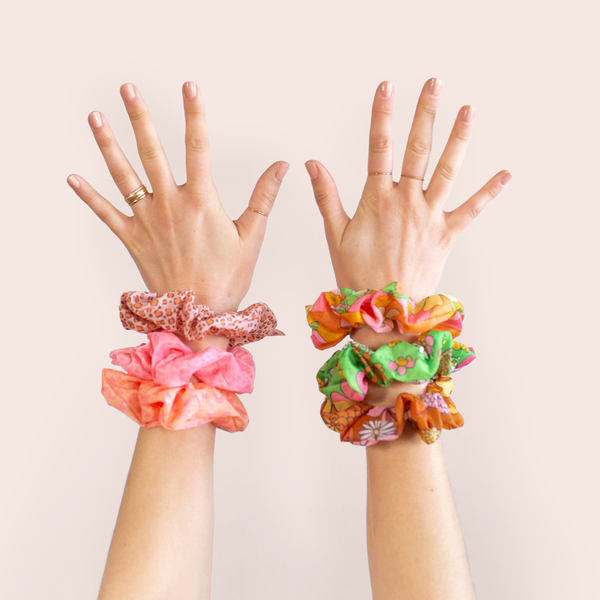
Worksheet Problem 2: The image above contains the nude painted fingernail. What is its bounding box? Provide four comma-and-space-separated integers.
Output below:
380, 81, 393, 98
462, 106, 476, 123
305, 162, 319, 181
275, 162, 290, 182
500, 172, 512, 185
430, 78, 442, 96
90, 111, 102, 129
184, 82, 197, 99
122, 84, 135, 102
67, 175, 80, 188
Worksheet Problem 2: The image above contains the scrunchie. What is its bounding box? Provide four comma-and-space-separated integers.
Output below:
101, 370, 248, 432
320, 376, 462, 446
119, 289, 285, 348
106, 330, 255, 392
317, 331, 475, 403
101, 330, 255, 431
306, 281, 464, 350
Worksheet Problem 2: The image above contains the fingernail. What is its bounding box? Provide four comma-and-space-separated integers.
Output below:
500, 171, 512, 185
430, 78, 442, 96
380, 81, 393, 98
67, 175, 80, 189
462, 106, 476, 123
90, 111, 102, 129
305, 162, 319, 181
275, 162, 290, 182
184, 82, 197, 99
122, 84, 135, 102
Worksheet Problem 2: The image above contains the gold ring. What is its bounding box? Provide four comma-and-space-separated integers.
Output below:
249, 207, 268, 217
368, 172, 392, 176
124, 185, 149, 206
400, 174, 425, 181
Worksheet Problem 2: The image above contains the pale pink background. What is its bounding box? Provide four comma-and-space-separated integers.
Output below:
1, 1, 598, 599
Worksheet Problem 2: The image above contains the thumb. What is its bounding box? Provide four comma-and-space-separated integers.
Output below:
305, 160, 350, 247
233, 160, 289, 244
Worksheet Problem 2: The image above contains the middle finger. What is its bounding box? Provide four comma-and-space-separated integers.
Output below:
398, 78, 443, 191
120, 83, 176, 195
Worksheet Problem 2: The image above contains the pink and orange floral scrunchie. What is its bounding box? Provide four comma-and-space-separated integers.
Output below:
306, 281, 464, 350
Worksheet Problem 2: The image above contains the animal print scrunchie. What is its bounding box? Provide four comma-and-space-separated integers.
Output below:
119, 289, 285, 349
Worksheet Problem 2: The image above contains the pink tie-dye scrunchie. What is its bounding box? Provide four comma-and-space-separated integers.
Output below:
101, 330, 255, 431
119, 289, 285, 348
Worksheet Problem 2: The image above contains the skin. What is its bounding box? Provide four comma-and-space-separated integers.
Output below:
67, 78, 511, 599
67, 81, 288, 599
305, 78, 511, 598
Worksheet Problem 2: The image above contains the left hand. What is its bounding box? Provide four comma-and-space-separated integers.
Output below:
67, 81, 289, 316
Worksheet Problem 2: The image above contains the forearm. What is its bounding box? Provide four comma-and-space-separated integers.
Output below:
98, 334, 228, 600
353, 329, 475, 600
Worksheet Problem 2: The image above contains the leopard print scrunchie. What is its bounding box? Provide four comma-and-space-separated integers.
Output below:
119, 289, 284, 348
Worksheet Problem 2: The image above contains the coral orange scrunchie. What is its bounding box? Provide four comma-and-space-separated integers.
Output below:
101, 330, 255, 431
120, 289, 285, 348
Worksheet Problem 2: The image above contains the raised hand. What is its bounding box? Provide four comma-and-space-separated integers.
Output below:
305, 78, 511, 305
67, 81, 289, 314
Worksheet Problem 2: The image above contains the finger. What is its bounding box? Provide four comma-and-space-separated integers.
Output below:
444, 170, 512, 236
398, 77, 443, 190
305, 160, 350, 248
87, 110, 150, 216
233, 161, 289, 246
424, 104, 476, 210
66, 174, 131, 241
119, 83, 177, 195
367, 81, 395, 183
182, 81, 213, 192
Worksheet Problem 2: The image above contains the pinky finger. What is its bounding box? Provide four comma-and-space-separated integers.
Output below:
445, 170, 512, 236
67, 174, 131, 241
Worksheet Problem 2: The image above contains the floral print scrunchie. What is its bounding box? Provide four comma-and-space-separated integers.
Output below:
320, 376, 463, 446
306, 281, 464, 350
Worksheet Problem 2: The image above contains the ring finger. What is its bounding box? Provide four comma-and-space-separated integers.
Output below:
425, 104, 476, 209
119, 83, 176, 195
87, 110, 150, 214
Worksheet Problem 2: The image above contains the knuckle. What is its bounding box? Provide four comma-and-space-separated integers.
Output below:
468, 203, 482, 221
452, 128, 471, 142
373, 105, 393, 117
370, 136, 393, 153
258, 185, 277, 206
408, 137, 431, 157
419, 102, 437, 116
138, 144, 161, 162
438, 162, 458, 182
112, 170, 132, 189
187, 134, 209, 153
128, 107, 146, 122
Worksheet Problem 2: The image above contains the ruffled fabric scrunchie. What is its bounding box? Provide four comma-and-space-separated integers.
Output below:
320, 376, 462, 446
101, 331, 254, 431
120, 289, 285, 348
306, 281, 464, 350
317, 331, 476, 403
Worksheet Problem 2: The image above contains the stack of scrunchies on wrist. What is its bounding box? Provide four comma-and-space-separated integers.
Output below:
101, 289, 284, 431
306, 281, 475, 446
